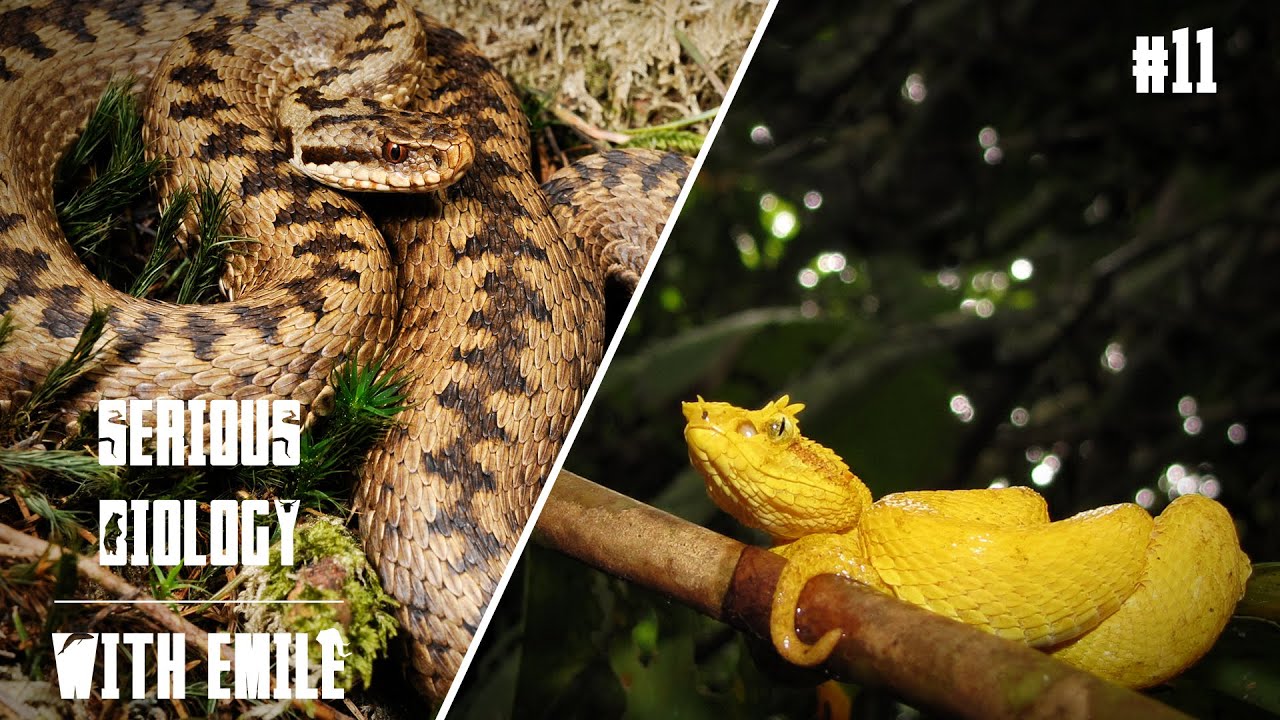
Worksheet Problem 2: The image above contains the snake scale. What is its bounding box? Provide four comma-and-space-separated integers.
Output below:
684, 396, 1251, 688
0, 0, 690, 699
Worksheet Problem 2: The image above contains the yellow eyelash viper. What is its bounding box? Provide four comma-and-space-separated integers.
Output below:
682, 395, 1251, 688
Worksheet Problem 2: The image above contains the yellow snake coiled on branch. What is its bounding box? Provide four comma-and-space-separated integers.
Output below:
0, 0, 689, 698
683, 396, 1251, 688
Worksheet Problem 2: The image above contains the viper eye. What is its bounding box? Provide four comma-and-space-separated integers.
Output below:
769, 418, 787, 438
382, 140, 408, 163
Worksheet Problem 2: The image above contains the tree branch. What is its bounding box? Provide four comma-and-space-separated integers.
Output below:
535, 470, 1191, 720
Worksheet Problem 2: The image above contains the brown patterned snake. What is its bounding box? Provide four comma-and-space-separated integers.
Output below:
0, 0, 691, 699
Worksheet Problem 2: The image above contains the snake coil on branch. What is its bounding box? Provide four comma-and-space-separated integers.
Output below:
0, 0, 690, 699
683, 396, 1251, 689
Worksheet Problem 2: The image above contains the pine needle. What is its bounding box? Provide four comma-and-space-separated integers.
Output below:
55, 77, 161, 260
129, 188, 192, 298
174, 179, 243, 305
12, 306, 111, 430
14, 486, 86, 543
0, 448, 118, 483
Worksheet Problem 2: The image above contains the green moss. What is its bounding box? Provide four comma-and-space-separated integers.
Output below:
239, 518, 399, 691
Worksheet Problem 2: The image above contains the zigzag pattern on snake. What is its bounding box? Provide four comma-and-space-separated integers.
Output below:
0, 0, 691, 699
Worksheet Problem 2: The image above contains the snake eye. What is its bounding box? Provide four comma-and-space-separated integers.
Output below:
382, 140, 408, 163
769, 418, 787, 438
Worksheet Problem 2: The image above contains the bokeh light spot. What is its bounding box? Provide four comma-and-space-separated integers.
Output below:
1135, 488, 1156, 508
1010, 258, 1034, 280
902, 73, 927, 103
1102, 342, 1126, 373
771, 210, 797, 238
1177, 396, 1198, 417
1182, 416, 1203, 436
1227, 423, 1247, 444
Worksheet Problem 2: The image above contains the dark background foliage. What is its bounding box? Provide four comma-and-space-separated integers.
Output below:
451, 1, 1280, 717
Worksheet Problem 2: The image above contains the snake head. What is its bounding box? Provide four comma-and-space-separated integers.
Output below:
682, 396, 871, 540
283, 97, 476, 193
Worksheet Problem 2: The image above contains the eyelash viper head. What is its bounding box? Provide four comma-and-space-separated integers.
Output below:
682, 396, 1252, 688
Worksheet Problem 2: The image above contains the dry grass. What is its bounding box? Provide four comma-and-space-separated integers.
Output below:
426, 0, 766, 132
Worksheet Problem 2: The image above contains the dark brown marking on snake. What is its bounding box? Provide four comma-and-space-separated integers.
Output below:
355, 19, 404, 43
0, 248, 52, 310
180, 0, 216, 15
271, 199, 362, 227
169, 61, 221, 87
60, 371, 101, 405
295, 86, 346, 111
299, 146, 365, 166
292, 232, 366, 258
170, 95, 231, 121
313, 66, 354, 85
349, 0, 395, 23
37, 285, 87, 339
459, 116, 503, 145
57, 3, 101, 42
346, 46, 390, 62
306, 111, 390, 130
0, 8, 57, 59
238, 152, 297, 196
310, 261, 361, 286
0, 58, 14, 82
425, 507, 502, 566
198, 121, 260, 160
106, 0, 149, 34
239, 171, 275, 198
227, 304, 282, 344
279, 124, 294, 157
651, 152, 691, 190
183, 16, 239, 56
186, 315, 222, 361
0, 213, 26, 233
481, 270, 552, 324
113, 311, 164, 363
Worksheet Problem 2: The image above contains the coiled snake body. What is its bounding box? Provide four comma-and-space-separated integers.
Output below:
684, 396, 1252, 688
0, 0, 690, 698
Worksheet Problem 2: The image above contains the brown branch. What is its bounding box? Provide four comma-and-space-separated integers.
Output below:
535, 470, 1192, 720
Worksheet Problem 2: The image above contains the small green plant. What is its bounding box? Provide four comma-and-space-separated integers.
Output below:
55, 77, 161, 263
149, 562, 201, 601
622, 109, 715, 154
241, 358, 407, 510
14, 486, 85, 545
0, 448, 118, 483
129, 187, 192, 298
174, 179, 242, 305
